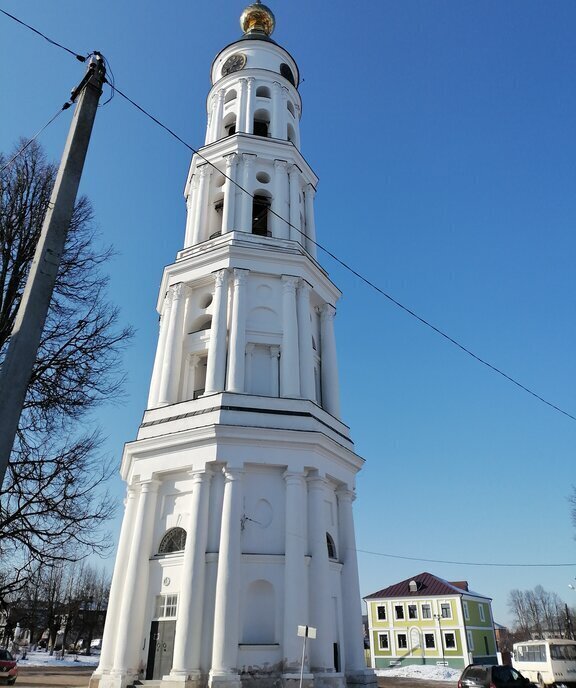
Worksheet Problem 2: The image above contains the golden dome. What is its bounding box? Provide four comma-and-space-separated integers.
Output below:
240, 2, 275, 37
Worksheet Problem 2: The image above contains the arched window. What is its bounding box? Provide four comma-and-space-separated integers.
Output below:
253, 109, 270, 137
224, 89, 237, 103
252, 194, 271, 236
158, 527, 187, 554
256, 85, 271, 98
223, 112, 236, 137
280, 63, 296, 86
326, 533, 337, 560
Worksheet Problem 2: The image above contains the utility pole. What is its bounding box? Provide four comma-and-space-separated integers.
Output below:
0, 53, 106, 489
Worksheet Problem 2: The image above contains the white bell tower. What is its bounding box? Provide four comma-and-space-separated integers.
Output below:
92, 4, 376, 688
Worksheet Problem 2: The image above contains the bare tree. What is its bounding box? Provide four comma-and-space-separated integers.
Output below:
508, 586, 572, 639
0, 140, 132, 600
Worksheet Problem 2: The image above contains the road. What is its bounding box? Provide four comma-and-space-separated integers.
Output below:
14, 668, 459, 688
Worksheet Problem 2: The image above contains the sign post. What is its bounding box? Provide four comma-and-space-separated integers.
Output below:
297, 625, 316, 688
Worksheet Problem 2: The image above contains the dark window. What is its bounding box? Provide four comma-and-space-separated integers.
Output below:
378, 634, 389, 650
377, 605, 386, 620
395, 605, 404, 620
226, 123, 236, 136
422, 604, 432, 619
397, 634, 407, 649
444, 632, 456, 649
158, 527, 187, 554
253, 119, 269, 137
252, 195, 271, 236
425, 633, 436, 649
326, 533, 337, 559
441, 603, 451, 618
280, 63, 295, 86
408, 604, 418, 619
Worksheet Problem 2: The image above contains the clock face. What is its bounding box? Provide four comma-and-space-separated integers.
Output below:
222, 53, 246, 76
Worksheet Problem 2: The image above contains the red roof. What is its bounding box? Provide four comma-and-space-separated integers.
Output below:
364, 571, 490, 600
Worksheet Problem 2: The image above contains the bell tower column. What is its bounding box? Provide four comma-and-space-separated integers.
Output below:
297, 280, 315, 400
288, 165, 302, 242
226, 269, 249, 393
222, 154, 239, 234
205, 269, 230, 395
157, 283, 188, 406
320, 303, 340, 418
281, 275, 300, 397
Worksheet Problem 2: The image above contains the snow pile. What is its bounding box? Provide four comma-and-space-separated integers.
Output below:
17, 650, 99, 668
375, 664, 461, 682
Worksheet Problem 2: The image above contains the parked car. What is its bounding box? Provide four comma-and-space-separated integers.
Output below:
459, 664, 533, 688
0, 649, 17, 685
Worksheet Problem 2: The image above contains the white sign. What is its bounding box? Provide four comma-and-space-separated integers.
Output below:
297, 625, 317, 639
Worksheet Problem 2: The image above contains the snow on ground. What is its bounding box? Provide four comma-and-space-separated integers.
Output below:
17, 650, 99, 668
375, 664, 461, 682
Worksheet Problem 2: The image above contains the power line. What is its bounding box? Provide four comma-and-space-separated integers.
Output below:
0, 8, 86, 62
3, 8, 575, 424
0, 104, 71, 175
356, 549, 576, 569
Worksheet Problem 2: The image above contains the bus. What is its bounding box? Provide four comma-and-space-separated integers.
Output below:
512, 639, 576, 688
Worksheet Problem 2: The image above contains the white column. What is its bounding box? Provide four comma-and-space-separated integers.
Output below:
272, 159, 289, 239
211, 89, 225, 141
307, 475, 334, 672
205, 269, 230, 395
280, 276, 300, 397
184, 176, 199, 248
226, 269, 249, 393
95, 487, 139, 677
319, 303, 340, 418
157, 283, 188, 406
193, 165, 212, 244
239, 154, 256, 232
111, 480, 160, 678
222, 154, 238, 233
271, 81, 283, 139
270, 346, 280, 397
147, 291, 173, 408
297, 280, 315, 401
337, 488, 369, 674
282, 472, 309, 673
205, 94, 216, 145
170, 470, 213, 679
288, 164, 301, 242
209, 467, 244, 685
245, 77, 255, 134
304, 184, 318, 258
237, 78, 247, 133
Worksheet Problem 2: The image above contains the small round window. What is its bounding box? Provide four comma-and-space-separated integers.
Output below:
158, 527, 187, 554
280, 63, 295, 86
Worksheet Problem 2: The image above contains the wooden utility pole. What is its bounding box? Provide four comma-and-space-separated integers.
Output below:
0, 53, 106, 489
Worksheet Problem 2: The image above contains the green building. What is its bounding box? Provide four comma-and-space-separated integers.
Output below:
365, 572, 497, 670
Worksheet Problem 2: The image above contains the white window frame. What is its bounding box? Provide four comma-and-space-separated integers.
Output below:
440, 601, 452, 619
394, 603, 405, 620
396, 632, 408, 650
154, 593, 178, 620
377, 631, 390, 651
424, 632, 436, 649
443, 631, 456, 650
463, 601, 469, 621
479, 604, 486, 622
421, 602, 432, 619
407, 603, 418, 620
467, 630, 474, 650
376, 604, 387, 621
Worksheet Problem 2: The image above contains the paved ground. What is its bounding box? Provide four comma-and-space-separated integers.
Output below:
11, 664, 94, 687
13, 667, 459, 688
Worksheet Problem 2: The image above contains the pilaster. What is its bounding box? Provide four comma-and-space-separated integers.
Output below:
226, 269, 249, 393
319, 304, 340, 418
157, 283, 189, 406
297, 280, 315, 401
239, 154, 256, 232
273, 159, 289, 239
205, 269, 230, 394
288, 165, 301, 242
222, 154, 239, 233
281, 276, 300, 397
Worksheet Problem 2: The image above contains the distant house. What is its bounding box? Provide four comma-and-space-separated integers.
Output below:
364, 572, 497, 670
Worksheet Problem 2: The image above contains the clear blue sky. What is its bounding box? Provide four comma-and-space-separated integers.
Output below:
1, 1, 575, 626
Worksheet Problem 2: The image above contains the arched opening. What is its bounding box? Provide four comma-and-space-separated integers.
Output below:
224, 89, 237, 103
280, 63, 296, 86
158, 527, 187, 554
242, 580, 275, 644
287, 123, 296, 144
326, 532, 337, 560
256, 85, 271, 98
253, 109, 270, 138
189, 315, 212, 334
252, 193, 271, 236
223, 112, 236, 137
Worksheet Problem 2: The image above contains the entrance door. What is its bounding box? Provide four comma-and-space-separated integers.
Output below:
146, 620, 177, 680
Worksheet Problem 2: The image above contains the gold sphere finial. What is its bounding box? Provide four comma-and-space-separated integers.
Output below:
240, 1, 275, 37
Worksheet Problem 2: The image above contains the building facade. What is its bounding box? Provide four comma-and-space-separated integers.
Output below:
91, 5, 375, 688
365, 573, 497, 670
